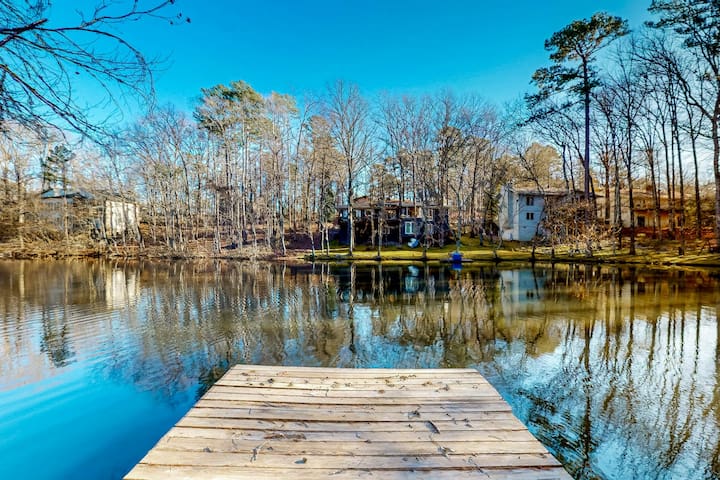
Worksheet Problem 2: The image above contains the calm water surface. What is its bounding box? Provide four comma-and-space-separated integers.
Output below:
1, 259, 719, 479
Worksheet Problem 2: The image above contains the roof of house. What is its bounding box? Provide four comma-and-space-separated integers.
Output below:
40, 188, 94, 200
39, 188, 140, 203
337, 197, 432, 209
507, 186, 583, 197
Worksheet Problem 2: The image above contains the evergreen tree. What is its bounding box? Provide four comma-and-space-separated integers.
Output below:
41, 144, 74, 192
528, 12, 628, 202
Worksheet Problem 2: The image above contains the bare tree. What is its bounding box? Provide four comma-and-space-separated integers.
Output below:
325, 81, 372, 256
262, 92, 299, 255
649, 1, 720, 240
306, 115, 341, 255
0, 1, 183, 140
605, 41, 646, 255
377, 94, 434, 245
0, 123, 44, 247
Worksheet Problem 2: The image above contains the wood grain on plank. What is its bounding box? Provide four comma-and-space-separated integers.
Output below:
157, 436, 551, 455
137, 449, 562, 469
168, 426, 541, 442
127, 464, 571, 480
124, 365, 571, 480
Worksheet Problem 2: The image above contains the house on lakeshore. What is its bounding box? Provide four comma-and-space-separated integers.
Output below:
497, 185, 580, 242
595, 188, 679, 235
39, 188, 140, 238
335, 196, 450, 245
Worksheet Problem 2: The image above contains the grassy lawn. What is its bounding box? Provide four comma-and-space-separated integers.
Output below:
304, 236, 720, 267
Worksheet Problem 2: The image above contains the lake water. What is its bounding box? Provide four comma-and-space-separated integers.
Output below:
0, 259, 719, 479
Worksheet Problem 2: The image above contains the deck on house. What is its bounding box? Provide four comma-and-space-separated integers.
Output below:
124, 365, 571, 479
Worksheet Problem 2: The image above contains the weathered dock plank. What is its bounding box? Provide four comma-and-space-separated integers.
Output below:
125, 365, 571, 479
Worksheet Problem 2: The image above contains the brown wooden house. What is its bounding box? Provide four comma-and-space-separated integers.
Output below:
336, 196, 449, 245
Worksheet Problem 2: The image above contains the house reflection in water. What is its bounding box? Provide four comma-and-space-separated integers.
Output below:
105, 268, 139, 309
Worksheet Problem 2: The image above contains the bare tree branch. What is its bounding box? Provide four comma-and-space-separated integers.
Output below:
0, 1, 182, 142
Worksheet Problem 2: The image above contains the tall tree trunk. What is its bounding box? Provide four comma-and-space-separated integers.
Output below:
348, 176, 355, 256
214, 189, 221, 254
603, 153, 611, 221
16, 172, 24, 250
561, 144, 570, 191
648, 149, 661, 241
690, 129, 702, 239
614, 153, 622, 248
712, 113, 720, 243
398, 158, 405, 244
583, 61, 592, 204
377, 206, 383, 258
61, 159, 69, 244
469, 149, 481, 236
673, 115, 686, 254
241, 136, 249, 249
661, 122, 674, 235
279, 205, 286, 256
688, 114, 702, 240
625, 129, 636, 255
669, 114, 678, 237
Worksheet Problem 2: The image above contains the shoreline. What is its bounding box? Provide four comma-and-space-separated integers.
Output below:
2, 241, 720, 269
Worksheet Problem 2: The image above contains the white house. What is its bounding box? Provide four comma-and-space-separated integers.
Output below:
497, 186, 571, 242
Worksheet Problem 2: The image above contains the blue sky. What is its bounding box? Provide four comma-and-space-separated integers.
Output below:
62, 1, 653, 113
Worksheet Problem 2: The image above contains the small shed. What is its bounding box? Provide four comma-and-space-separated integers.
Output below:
102, 196, 140, 237
39, 188, 139, 238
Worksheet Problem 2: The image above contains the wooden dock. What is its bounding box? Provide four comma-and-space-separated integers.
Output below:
125, 365, 571, 479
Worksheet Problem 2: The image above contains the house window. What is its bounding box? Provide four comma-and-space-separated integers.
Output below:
404, 221, 414, 235
526, 212, 535, 220
526, 196, 534, 206
637, 216, 645, 227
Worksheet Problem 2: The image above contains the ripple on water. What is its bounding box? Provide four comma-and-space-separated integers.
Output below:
1, 261, 720, 480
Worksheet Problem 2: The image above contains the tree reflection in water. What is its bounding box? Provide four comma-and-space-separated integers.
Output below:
0, 260, 719, 479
